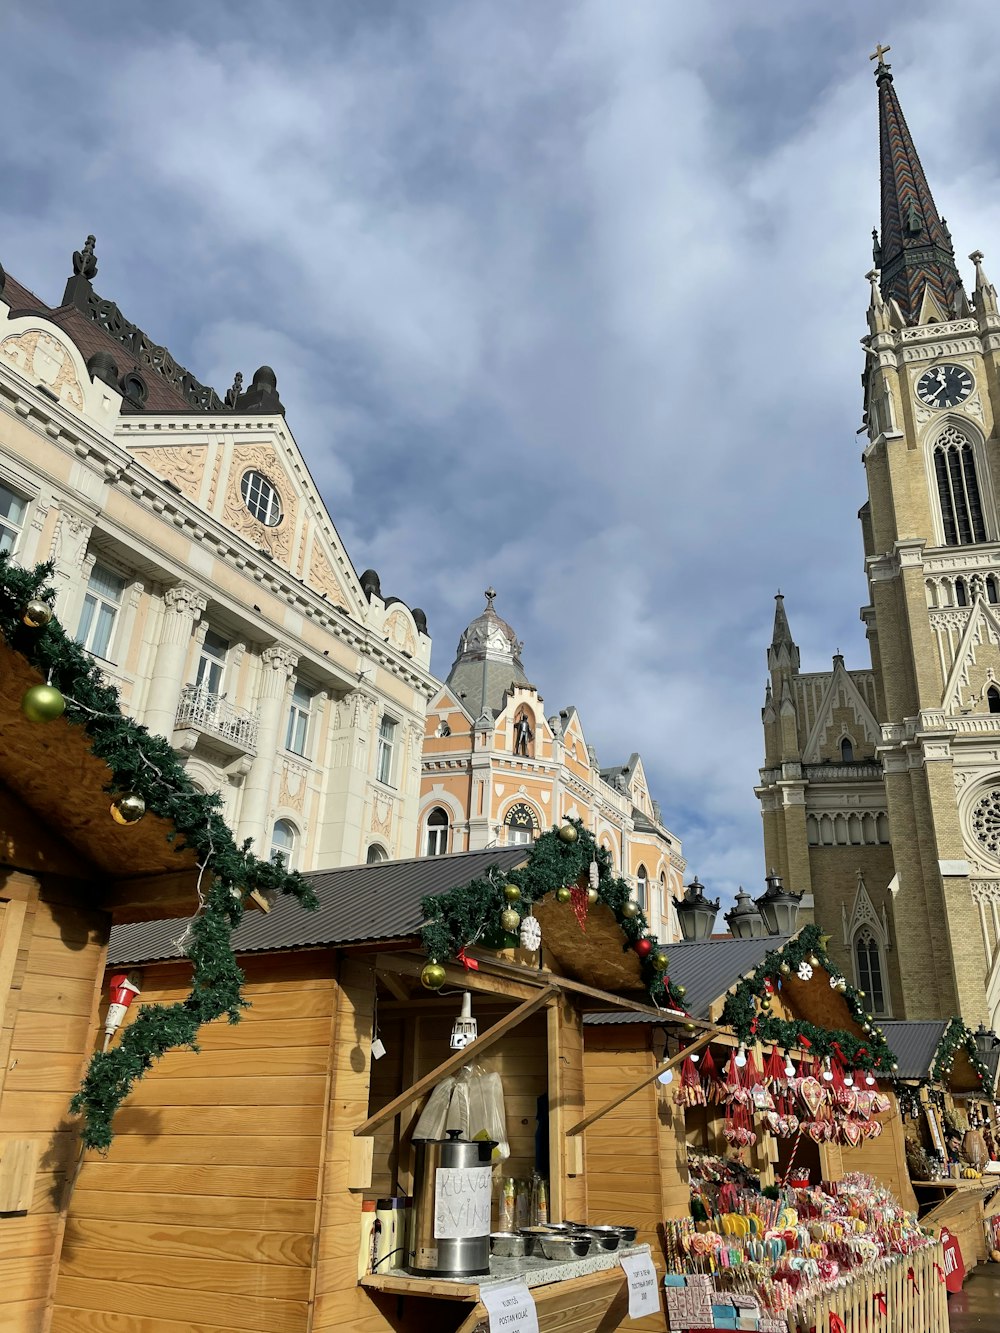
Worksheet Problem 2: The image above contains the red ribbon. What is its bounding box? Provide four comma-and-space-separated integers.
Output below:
799, 1035, 812, 1048
455, 946, 479, 972
829, 1314, 846, 1333
907, 1266, 919, 1293
874, 1291, 887, 1315
933, 1263, 945, 1284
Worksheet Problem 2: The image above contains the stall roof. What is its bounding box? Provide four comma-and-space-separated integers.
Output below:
583, 934, 791, 1023
879, 1021, 949, 1080
109, 846, 529, 965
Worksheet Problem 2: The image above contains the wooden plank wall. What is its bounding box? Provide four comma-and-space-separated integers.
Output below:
50, 951, 337, 1333
838, 1089, 918, 1212
0, 869, 108, 1333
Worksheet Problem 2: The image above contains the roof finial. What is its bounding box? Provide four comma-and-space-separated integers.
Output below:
484, 586, 497, 611
224, 371, 243, 408
869, 42, 891, 69
72, 235, 98, 281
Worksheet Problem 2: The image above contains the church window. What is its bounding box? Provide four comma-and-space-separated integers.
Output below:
505, 802, 537, 845
636, 865, 648, 912
862, 812, 876, 844
956, 578, 968, 606
848, 814, 863, 845
933, 426, 987, 545
988, 577, 999, 604
854, 929, 886, 1015
0, 483, 27, 555
970, 789, 1000, 857
425, 807, 449, 857
240, 470, 283, 527
820, 815, 834, 846
876, 812, 890, 843
834, 814, 848, 844
807, 815, 819, 846
989, 687, 1000, 715
840, 737, 855, 762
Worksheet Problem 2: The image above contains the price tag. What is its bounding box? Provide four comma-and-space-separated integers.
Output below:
620, 1249, 660, 1319
480, 1281, 539, 1333
434, 1166, 492, 1240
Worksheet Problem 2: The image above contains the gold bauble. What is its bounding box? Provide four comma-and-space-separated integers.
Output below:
835, 978, 848, 993
653, 951, 669, 971
675, 984, 687, 999
21, 683, 66, 723
500, 908, 521, 933
556, 886, 572, 904
420, 960, 447, 990
503, 883, 521, 903
807, 953, 820, 968
779, 961, 791, 976
621, 900, 640, 919
557, 823, 579, 844
22, 598, 53, 628
110, 792, 146, 825
587, 886, 599, 904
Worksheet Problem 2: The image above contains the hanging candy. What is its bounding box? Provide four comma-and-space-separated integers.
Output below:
674, 1054, 706, 1108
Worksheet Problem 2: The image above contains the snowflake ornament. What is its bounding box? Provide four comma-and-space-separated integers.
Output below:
829, 974, 846, 990
797, 961, 814, 982
520, 915, 542, 950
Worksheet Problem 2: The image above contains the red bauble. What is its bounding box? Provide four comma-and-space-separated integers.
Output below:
634, 938, 653, 959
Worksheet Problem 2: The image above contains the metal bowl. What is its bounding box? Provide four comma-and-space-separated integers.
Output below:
537, 1233, 592, 1262
490, 1232, 527, 1259
612, 1225, 638, 1244
578, 1226, 621, 1252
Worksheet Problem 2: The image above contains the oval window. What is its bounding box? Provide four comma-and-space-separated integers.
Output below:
240, 470, 283, 526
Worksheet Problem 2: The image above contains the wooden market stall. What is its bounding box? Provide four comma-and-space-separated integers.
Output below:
53, 837, 706, 1333
0, 584, 298, 1333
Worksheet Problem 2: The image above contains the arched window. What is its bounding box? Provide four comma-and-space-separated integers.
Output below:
660, 871, 667, 914
854, 929, 887, 1015
989, 687, 1000, 715
934, 425, 987, 545
425, 807, 449, 857
840, 737, 854, 763
366, 844, 387, 864
848, 813, 863, 846
988, 577, 999, 605
806, 815, 819, 846
504, 802, 537, 846
876, 812, 890, 843
270, 819, 297, 870
636, 865, 648, 912
956, 578, 969, 607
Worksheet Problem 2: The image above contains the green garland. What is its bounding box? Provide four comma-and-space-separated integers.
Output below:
420, 819, 687, 1008
931, 1016, 988, 1086
719, 924, 897, 1073
0, 555, 317, 1149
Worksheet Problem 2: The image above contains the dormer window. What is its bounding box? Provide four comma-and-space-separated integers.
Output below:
120, 372, 148, 407
240, 470, 283, 527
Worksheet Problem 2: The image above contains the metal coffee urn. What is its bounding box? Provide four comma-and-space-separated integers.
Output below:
409, 1130, 495, 1277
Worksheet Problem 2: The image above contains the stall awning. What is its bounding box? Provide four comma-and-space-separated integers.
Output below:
880, 1021, 949, 1080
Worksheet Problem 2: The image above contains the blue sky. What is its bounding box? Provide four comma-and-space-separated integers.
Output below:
6, 1, 1000, 905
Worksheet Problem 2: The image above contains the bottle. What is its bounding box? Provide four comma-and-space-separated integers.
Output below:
529, 1174, 541, 1227
499, 1177, 516, 1232
359, 1199, 378, 1278
514, 1179, 530, 1230
537, 1178, 549, 1227
374, 1198, 395, 1271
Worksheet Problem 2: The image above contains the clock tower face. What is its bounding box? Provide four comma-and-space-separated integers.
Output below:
915, 363, 975, 410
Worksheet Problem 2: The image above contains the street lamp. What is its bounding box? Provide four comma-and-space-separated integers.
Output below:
755, 869, 803, 937
725, 885, 766, 940
675, 876, 721, 941
973, 1023, 999, 1060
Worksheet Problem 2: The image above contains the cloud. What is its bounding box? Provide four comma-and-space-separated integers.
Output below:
5, 0, 1000, 908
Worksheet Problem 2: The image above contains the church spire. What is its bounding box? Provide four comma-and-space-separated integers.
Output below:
871, 46, 967, 325
767, 592, 800, 675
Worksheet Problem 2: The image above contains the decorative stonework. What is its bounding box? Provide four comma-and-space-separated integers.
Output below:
970, 789, 1000, 857
279, 760, 308, 813
0, 330, 84, 411
385, 607, 417, 655
970, 879, 1000, 905
222, 445, 296, 563
371, 793, 393, 837
308, 542, 348, 609
132, 445, 207, 502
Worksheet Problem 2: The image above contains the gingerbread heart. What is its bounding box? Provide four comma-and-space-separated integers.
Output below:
799, 1076, 825, 1117
865, 1118, 883, 1139
842, 1120, 863, 1148
808, 1120, 827, 1144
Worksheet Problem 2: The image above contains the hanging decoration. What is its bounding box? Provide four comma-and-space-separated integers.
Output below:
110, 791, 147, 826
0, 555, 317, 1151
419, 819, 686, 1007
519, 915, 541, 950
421, 960, 447, 990
796, 960, 814, 982
719, 925, 896, 1073
103, 973, 141, 1051
931, 1017, 989, 1086
21, 682, 66, 722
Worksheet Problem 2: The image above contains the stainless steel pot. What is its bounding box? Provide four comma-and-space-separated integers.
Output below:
408, 1131, 496, 1278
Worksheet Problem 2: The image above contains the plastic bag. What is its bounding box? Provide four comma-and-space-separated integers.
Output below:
468, 1067, 509, 1162
412, 1063, 509, 1161
412, 1076, 455, 1141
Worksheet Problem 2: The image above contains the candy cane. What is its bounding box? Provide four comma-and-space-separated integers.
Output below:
781, 1123, 806, 1188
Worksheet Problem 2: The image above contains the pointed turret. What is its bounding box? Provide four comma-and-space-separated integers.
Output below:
768, 592, 800, 674
871, 48, 967, 325
970, 249, 999, 322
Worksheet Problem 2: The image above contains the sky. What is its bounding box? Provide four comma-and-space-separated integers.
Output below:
6, 1, 1000, 908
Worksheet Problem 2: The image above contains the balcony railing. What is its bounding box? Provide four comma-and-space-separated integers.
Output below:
174, 684, 259, 755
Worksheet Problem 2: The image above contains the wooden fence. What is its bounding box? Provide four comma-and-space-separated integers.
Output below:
789, 1241, 948, 1333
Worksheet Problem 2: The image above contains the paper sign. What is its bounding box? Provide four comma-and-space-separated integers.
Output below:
620, 1250, 661, 1320
481, 1282, 539, 1333
433, 1165, 492, 1240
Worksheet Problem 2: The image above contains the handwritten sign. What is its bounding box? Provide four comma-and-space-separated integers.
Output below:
620, 1249, 660, 1320
481, 1281, 539, 1333
434, 1166, 492, 1240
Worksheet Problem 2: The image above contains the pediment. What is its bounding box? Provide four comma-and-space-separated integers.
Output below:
801, 662, 880, 763
940, 598, 1000, 713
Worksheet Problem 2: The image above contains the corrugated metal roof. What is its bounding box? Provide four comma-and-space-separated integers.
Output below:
584, 935, 791, 1023
880, 1021, 949, 1079
108, 846, 529, 967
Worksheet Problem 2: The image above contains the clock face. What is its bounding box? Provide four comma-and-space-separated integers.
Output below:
916, 363, 974, 409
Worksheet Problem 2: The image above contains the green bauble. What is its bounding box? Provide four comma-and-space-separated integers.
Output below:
674, 984, 687, 1000
21, 683, 66, 723
503, 883, 521, 903
22, 598, 53, 628
557, 823, 578, 844
420, 960, 447, 991
653, 951, 669, 971
500, 908, 521, 933
556, 886, 572, 904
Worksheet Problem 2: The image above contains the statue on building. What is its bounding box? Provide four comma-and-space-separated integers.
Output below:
513, 708, 534, 757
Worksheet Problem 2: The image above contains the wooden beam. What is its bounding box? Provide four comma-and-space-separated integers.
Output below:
550, 973, 721, 1029
354, 986, 558, 1136
374, 952, 543, 1003
567, 1028, 715, 1137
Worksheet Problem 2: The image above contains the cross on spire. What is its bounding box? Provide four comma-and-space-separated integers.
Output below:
869, 42, 891, 66
484, 586, 497, 611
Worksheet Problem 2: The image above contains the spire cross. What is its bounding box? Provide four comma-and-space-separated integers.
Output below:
484, 586, 497, 611
869, 42, 891, 66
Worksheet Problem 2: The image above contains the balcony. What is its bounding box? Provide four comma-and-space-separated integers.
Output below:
173, 684, 259, 757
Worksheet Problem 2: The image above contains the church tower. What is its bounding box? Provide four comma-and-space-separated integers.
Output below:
760, 50, 1000, 1028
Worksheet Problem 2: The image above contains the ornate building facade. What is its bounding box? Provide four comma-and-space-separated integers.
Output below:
419, 590, 686, 939
0, 240, 435, 869
759, 53, 1000, 1028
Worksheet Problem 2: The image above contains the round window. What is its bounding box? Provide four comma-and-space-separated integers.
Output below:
970, 789, 1000, 857
240, 470, 282, 526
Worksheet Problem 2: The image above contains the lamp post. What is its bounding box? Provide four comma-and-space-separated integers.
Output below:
676, 876, 721, 942
755, 869, 803, 937
973, 1023, 999, 1061
724, 885, 766, 940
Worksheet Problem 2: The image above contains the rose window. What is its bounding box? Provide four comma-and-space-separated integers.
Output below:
970, 790, 1000, 855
